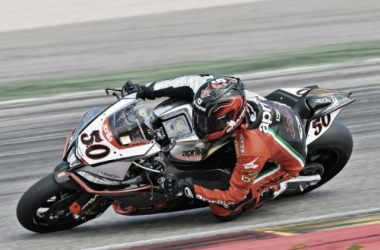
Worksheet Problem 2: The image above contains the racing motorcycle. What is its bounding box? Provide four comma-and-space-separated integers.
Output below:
16, 85, 355, 233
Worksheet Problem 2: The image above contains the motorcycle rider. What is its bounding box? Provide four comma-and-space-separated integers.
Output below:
123, 75, 306, 220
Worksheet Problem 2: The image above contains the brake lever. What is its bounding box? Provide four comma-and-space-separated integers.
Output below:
105, 88, 122, 100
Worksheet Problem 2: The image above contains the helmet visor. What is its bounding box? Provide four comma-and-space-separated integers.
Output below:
193, 109, 234, 138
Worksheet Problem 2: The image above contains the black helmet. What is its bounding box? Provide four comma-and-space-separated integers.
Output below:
192, 77, 246, 141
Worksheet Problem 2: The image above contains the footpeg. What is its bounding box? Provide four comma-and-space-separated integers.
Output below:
283, 174, 321, 194
286, 175, 321, 185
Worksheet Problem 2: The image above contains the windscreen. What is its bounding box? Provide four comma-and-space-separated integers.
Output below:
107, 102, 153, 146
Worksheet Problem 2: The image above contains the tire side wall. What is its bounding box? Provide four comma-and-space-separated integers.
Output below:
16, 173, 89, 233
302, 120, 354, 193
308, 120, 353, 162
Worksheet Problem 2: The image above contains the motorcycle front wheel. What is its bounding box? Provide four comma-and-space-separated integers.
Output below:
17, 173, 108, 233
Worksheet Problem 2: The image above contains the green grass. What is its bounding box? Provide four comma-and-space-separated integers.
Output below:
2, 40, 380, 101
347, 245, 363, 250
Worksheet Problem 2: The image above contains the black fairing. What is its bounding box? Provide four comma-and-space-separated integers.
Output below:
265, 88, 317, 119
265, 86, 354, 120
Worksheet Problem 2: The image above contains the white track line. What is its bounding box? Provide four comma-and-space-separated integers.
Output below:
0, 89, 104, 106
2, 57, 380, 107
83, 207, 380, 250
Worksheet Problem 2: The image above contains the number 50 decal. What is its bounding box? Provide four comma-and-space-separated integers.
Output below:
306, 109, 342, 145
80, 130, 110, 160
311, 114, 331, 136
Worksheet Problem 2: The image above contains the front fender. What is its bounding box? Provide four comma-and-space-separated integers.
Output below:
53, 162, 80, 190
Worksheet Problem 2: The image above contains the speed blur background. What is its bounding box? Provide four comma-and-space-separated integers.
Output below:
1, 0, 380, 249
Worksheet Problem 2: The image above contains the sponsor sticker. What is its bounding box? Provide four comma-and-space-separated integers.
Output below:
242, 175, 253, 182
243, 171, 259, 177
102, 123, 114, 142
259, 103, 273, 133
182, 147, 206, 157
314, 96, 332, 104
247, 103, 257, 122
239, 134, 246, 155
193, 99, 206, 112
96, 170, 120, 179
196, 194, 236, 206
226, 106, 246, 133
274, 103, 296, 139
243, 158, 260, 170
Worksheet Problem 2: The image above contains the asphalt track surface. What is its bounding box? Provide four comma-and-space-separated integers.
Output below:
1, 60, 379, 249
1, 0, 380, 249
1, 0, 380, 84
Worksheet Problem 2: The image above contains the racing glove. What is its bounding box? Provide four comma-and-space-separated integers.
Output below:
164, 174, 195, 199
121, 81, 155, 100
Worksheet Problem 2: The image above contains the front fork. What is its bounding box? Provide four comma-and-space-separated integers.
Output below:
53, 162, 110, 215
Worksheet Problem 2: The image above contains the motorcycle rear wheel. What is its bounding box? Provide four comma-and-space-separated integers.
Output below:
302, 121, 353, 193
17, 173, 106, 233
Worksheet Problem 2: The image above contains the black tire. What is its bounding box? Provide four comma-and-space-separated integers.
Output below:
302, 121, 353, 193
17, 174, 102, 233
